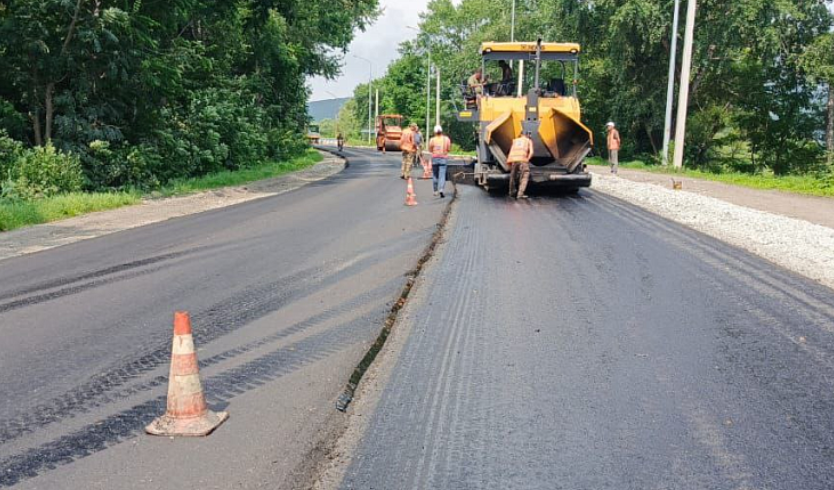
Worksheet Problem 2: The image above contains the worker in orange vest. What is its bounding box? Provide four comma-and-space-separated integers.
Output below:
606, 121, 621, 174
400, 124, 416, 179
508, 129, 535, 199
429, 125, 452, 198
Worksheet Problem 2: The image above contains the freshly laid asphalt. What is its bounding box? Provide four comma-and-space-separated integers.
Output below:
340, 185, 834, 489
0, 148, 448, 488
3, 147, 834, 490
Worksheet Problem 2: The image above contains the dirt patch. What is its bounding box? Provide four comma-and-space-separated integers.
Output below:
0, 152, 344, 262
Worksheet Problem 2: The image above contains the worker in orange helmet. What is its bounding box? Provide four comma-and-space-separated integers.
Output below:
400, 124, 416, 179
508, 128, 535, 199
429, 125, 452, 198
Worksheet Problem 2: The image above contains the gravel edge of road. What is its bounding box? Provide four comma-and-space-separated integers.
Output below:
0, 151, 345, 263
307, 187, 459, 490
590, 171, 834, 291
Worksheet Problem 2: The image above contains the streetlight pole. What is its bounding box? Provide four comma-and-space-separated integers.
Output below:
353, 55, 373, 144
672, 0, 697, 169
436, 65, 441, 127
661, 0, 681, 166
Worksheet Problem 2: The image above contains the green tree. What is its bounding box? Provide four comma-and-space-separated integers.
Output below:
801, 32, 834, 166
0, 0, 379, 189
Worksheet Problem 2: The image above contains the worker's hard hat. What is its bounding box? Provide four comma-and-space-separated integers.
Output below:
434, 125, 443, 134
606, 121, 615, 127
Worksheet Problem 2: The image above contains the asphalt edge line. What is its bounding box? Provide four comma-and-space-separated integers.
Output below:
334, 181, 458, 413
315, 147, 351, 170
0, 150, 347, 263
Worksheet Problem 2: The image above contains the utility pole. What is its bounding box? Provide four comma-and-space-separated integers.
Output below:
368, 79, 373, 144
375, 88, 379, 140
435, 65, 441, 127
510, 0, 516, 71
662, 0, 681, 166
427, 62, 432, 135
672, 0, 697, 169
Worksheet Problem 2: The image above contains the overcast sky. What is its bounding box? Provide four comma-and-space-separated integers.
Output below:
307, 0, 438, 101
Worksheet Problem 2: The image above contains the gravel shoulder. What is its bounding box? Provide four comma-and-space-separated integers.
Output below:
591, 170, 834, 290
607, 167, 834, 229
0, 151, 344, 262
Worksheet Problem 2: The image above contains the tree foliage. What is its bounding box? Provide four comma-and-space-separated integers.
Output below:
355, 0, 833, 175
0, 0, 377, 191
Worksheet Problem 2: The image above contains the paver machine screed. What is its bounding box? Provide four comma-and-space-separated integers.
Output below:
458, 40, 594, 192
376, 114, 405, 152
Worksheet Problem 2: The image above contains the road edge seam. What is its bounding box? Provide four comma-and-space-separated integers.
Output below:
333, 181, 457, 413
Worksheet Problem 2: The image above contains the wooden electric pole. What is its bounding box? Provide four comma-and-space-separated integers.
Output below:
672, 0, 698, 169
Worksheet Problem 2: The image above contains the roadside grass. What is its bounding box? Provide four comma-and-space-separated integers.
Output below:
0, 192, 140, 232
154, 149, 322, 197
0, 149, 325, 232
345, 138, 376, 148
586, 156, 834, 198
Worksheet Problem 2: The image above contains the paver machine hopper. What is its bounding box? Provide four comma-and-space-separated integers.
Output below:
458, 40, 594, 191
376, 114, 404, 152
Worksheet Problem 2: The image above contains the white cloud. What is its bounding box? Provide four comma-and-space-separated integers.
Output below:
307, 0, 435, 101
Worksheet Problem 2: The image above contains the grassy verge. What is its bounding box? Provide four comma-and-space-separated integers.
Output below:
0, 149, 325, 232
0, 192, 141, 232
586, 157, 834, 198
153, 149, 322, 197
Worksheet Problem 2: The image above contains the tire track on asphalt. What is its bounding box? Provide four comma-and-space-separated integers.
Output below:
410, 220, 479, 488
0, 278, 401, 446
597, 195, 834, 344
0, 245, 220, 303
0, 306, 387, 487
421, 216, 480, 487
0, 231, 427, 445
594, 193, 834, 321
591, 193, 834, 478
436, 218, 487, 487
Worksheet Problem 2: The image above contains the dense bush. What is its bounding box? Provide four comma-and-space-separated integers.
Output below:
2, 144, 83, 199
80, 141, 162, 191
0, 129, 23, 175
0, 0, 378, 193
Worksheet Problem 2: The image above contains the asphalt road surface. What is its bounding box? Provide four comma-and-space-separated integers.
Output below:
340, 185, 834, 489
0, 148, 448, 488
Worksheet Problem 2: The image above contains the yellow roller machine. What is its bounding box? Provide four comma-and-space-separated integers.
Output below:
458, 40, 594, 191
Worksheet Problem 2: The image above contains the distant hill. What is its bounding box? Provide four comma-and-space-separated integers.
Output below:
307, 97, 350, 122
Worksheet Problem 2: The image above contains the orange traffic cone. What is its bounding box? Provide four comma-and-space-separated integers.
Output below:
421, 156, 432, 180
405, 177, 418, 206
146, 312, 228, 437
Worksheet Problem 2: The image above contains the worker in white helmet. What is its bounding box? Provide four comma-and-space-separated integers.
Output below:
428, 125, 452, 198
606, 121, 621, 174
